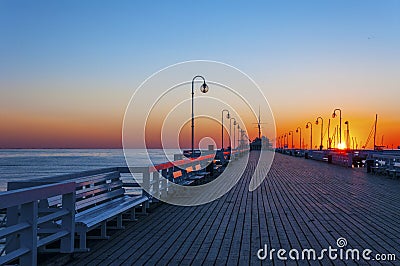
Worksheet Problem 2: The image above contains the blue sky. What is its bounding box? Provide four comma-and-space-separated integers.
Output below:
2, 0, 398, 79
0, 0, 399, 148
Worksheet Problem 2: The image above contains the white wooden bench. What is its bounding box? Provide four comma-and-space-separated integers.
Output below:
172, 170, 195, 186
47, 171, 148, 251
8, 168, 149, 252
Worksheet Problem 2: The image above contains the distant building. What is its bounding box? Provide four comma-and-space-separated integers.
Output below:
250, 136, 272, 151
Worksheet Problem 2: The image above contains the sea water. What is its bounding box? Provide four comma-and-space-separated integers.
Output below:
0, 149, 179, 191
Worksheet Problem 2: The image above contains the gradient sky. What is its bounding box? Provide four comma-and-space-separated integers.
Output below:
1, 0, 399, 148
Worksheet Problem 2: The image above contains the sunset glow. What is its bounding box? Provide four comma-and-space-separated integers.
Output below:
1, 1, 399, 149
337, 143, 347, 150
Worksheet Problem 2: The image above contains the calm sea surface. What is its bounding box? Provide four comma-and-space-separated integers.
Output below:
0, 149, 179, 191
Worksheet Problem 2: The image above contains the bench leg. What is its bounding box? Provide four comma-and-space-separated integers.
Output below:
116, 214, 124, 229
99, 221, 108, 238
87, 221, 110, 240
76, 231, 90, 252
130, 208, 137, 221
140, 203, 147, 215
108, 214, 125, 230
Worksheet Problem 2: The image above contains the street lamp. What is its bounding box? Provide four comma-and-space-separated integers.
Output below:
315, 116, 324, 150
240, 129, 245, 149
306, 122, 313, 150
191, 75, 209, 158
237, 124, 241, 149
296, 127, 302, 150
344, 121, 350, 150
288, 131, 294, 149
278, 136, 281, 149
332, 108, 342, 147
221, 109, 230, 151
283, 134, 286, 149
230, 117, 236, 149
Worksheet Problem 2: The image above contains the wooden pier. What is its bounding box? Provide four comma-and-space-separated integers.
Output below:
42, 152, 399, 265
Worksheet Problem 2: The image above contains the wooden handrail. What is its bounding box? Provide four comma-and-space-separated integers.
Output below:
0, 182, 75, 209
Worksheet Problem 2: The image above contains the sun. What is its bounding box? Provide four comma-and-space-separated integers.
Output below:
337, 142, 347, 150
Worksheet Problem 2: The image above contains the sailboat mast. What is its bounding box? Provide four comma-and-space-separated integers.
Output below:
258, 106, 261, 139
373, 114, 377, 150
327, 119, 331, 149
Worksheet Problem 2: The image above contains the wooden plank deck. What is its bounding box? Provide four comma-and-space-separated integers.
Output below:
44, 152, 400, 265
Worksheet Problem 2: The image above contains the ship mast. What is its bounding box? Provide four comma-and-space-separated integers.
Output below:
373, 114, 377, 150
258, 106, 261, 139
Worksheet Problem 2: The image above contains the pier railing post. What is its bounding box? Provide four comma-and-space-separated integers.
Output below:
152, 170, 160, 199
19, 201, 38, 266
161, 169, 168, 196
60, 191, 75, 253
142, 168, 151, 208
5, 206, 19, 254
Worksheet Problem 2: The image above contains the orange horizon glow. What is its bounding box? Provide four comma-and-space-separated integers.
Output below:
0, 110, 263, 149
2, 113, 399, 149
276, 112, 400, 150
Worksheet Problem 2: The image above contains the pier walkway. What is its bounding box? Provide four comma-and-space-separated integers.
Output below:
46, 152, 399, 265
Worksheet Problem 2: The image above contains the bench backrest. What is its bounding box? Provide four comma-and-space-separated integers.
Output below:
186, 166, 193, 173
173, 170, 183, 179
48, 171, 125, 212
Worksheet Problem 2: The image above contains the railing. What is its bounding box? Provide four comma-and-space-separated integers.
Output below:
0, 182, 75, 266
119, 153, 217, 200
278, 149, 355, 167
120, 149, 249, 200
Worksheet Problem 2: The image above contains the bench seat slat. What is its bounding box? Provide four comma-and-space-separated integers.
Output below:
187, 175, 204, 180
180, 180, 195, 186
76, 195, 148, 228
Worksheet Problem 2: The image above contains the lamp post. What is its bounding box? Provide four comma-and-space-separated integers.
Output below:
191, 75, 209, 158
315, 116, 324, 150
240, 129, 245, 148
221, 109, 230, 151
344, 121, 350, 150
278, 136, 281, 149
289, 131, 294, 149
237, 124, 241, 149
296, 127, 302, 150
230, 117, 236, 149
283, 134, 286, 149
332, 108, 342, 147
306, 122, 313, 150
285, 133, 288, 149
